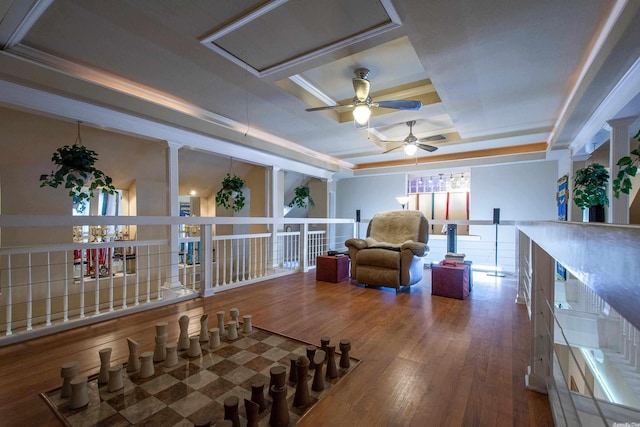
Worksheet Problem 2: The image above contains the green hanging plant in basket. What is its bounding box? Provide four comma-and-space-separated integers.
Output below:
613, 129, 640, 198
288, 184, 315, 209
39, 123, 116, 213
216, 173, 246, 212
573, 163, 609, 209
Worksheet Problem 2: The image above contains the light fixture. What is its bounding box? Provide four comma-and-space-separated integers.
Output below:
395, 196, 410, 210
190, 190, 196, 196
403, 144, 418, 156
353, 104, 371, 125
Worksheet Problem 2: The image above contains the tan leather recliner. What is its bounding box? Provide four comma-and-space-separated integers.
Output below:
345, 210, 429, 291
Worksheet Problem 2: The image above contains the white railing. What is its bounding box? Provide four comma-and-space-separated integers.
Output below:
0, 215, 353, 345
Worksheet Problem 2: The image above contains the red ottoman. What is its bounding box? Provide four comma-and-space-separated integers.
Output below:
431, 261, 470, 300
316, 255, 350, 283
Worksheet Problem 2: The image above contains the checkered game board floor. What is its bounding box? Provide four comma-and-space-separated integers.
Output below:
41, 326, 360, 426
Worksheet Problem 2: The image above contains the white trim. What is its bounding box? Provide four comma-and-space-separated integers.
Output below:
0, 0, 53, 49
288, 74, 337, 107
200, 0, 289, 42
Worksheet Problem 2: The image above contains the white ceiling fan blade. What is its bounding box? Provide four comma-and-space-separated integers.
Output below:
419, 134, 447, 142
306, 103, 355, 112
375, 100, 423, 110
382, 144, 405, 154
416, 143, 438, 152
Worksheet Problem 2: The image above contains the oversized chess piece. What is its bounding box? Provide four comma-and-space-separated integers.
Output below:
178, 315, 190, 350
226, 321, 238, 341
245, 398, 260, 427
326, 345, 338, 379
320, 336, 330, 361
250, 380, 267, 412
269, 365, 287, 396
217, 311, 226, 336
306, 345, 317, 371
293, 355, 311, 408
339, 338, 351, 369
242, 314, 252, 333
165, 343, 178, 367
188, 335, 201, 357
107, 364, 124, 392
312, 350, 326, 392
270, 384, 290, 427
139, 351, 155, 378
155, 321, 168, 337
153, 334, 167, 362
69, 376, 89, 409
98, 347, 111, 384
230, 308, 239, 328
289, 355, 298, 383
209, 327, 221, 348
199, 314, 209, 343
60, 361, 79, 398
193, 415, 212, 427
223, 395, 240, 427
126, 338, 140, 372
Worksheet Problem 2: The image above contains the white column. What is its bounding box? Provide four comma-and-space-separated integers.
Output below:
165, 141, 183, 288
607, 117, 637, 224
268, 167, 283, 267
200, 224, 214, 297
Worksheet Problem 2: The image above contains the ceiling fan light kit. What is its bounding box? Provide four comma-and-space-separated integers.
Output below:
382, 120, 444, 155
404, 144, 418, 156
353, 104, 371, 125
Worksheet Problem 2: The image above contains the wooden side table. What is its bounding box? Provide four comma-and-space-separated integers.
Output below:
316, 255, 350, 283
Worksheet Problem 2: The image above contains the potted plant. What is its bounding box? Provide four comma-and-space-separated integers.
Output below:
215, 173, 245, 212
573, 163, 609, 222
613, 129, 640, 197
288, 184, 315, 209
39, 136, 116, 213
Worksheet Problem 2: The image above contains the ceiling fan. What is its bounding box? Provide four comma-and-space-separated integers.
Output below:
305, 68, 423, 125
381, 120, 445, 155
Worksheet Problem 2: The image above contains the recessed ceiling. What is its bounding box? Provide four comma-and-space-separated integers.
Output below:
200, 0, 401, 77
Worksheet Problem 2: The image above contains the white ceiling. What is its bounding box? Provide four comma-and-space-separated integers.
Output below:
0, 0, 639, 178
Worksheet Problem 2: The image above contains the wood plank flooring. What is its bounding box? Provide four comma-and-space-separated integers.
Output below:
0, 269, 553, 426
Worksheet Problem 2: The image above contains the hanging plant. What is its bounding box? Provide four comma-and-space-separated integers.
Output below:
216, 173, 246, 212
288, 184, 315, 209
573, 163, 609, 209
39, 122, 116, 213
613, 129, 640, 198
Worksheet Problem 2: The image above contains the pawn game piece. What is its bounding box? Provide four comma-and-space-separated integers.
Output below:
339, 338, 351, 369
226, 321, 238, 341
223, 395, 240, 427
127, 337, 140, 372
60, 361, 79, 398
209, 327, 221, 348
199, 314, 209, 342
188, 335, 202, 357
153, 334, 167, 362
312, 350, 326, 392
245, 398, 260, 427
306, 345, 317, 371
139, 351, 155, 378
230, 308, 240, 328
165, 343, 178, 367
107, 364, 124, 392
178, 315, 190, 350
326, 345, 338, 379
293, 355, 311, 408
242, 314, 252, 333
269, 385, 289, 427
69, 376, 89, 409
250, 380, 267, 412
193, 414, 211, 427
217, 311, 226, 336
98, 347, 111, 384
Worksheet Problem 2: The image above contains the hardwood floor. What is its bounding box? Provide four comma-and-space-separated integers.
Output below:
0, 269, 553, 426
